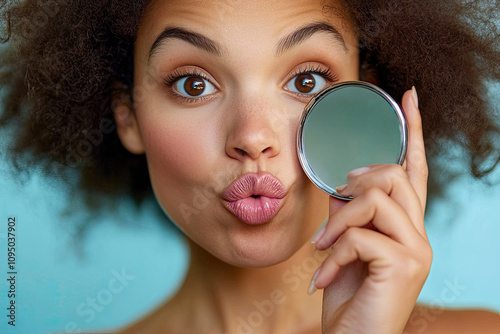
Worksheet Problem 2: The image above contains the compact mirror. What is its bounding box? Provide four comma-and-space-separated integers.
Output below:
297, 81, 407, 201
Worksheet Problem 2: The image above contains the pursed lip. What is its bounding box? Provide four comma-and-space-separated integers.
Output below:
222, 173, 287, 225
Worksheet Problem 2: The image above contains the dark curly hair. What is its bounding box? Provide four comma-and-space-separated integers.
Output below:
0, 0, 499, 215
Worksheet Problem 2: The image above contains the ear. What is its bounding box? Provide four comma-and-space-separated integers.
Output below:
113, 96, 145, 155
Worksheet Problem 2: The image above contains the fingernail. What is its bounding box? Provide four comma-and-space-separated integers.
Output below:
349, 166, 371, 176
412, 86, 419, 109
307, 267, 322, 295
311, 225, 326, 244
335, 184, 347, 194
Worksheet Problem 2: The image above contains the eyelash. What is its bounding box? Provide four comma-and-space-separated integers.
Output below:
162, 65, 339, 103
292, 65, 338, 83
163, 68, 208, 86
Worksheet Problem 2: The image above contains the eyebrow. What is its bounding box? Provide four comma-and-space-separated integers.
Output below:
149, 27, 223, 61
276, 22, 346, 56
148, 22, 346, 62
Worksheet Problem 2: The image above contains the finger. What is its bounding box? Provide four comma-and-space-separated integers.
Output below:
338, 164, 424, 233
311, 197, 346, 243
402, 87, 428, 211
315, 187, 422, 250
313, 227, 404, 289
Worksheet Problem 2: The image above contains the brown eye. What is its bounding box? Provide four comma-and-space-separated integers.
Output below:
295, 73, 316, 93
184, 76, 205, 96
285, 71, 328, 96
171, 74, 217, 99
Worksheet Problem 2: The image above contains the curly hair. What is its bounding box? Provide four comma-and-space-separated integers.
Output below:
0, 0, 499, 213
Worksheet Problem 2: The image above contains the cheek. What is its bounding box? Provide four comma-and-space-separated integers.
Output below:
144, 122, 210, 175
137, 111, 223, 221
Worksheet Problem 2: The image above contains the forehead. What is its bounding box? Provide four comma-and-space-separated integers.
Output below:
136, 0, 358, 54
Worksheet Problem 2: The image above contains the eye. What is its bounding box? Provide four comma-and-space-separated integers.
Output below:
172, 75, 217, 98
285, 73, 327, 95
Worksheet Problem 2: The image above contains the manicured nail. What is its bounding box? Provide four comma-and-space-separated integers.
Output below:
412, 86, 419, 110
349, 166, 371, 176
311, 225, 326, 244
308, 267, 322, 295
335, 184, 348, 194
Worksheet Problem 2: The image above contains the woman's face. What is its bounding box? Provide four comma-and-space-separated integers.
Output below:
127, 0, 359, 267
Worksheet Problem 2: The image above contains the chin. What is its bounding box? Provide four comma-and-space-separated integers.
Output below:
210, 224, 306, 268
223, 249, 296, 269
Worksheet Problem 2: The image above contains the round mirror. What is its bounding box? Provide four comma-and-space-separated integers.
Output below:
297, 81, 407, 201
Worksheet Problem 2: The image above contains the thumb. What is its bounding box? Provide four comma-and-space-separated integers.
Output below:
402, 87, 428, 212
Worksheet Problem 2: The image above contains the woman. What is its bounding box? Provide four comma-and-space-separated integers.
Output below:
1, 0, 499, 332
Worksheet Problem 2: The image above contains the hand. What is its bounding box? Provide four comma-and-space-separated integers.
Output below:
310, 88, 432, 334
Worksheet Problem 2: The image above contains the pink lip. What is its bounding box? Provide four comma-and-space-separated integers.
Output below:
222, 173, 287, 225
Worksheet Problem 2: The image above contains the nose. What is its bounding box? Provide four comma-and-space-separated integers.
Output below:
225, 99, 282, 161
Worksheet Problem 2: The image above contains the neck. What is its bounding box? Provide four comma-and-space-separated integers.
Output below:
167, 238, 327, 334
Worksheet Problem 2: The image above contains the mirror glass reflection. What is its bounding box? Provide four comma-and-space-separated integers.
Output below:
297, 81, 407, 200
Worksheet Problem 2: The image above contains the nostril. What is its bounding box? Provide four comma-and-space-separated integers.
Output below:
230, 143, 276, 160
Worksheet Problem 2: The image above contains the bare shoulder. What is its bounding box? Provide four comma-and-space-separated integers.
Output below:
405, 304, 500, 334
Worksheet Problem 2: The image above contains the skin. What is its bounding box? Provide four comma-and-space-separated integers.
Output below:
112, 0, 500, 333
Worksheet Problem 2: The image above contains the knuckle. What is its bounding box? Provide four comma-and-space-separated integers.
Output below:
342, 227, 358, 240
420, 163, 429, 181
362, 187, 385, 203
420, 243, 433, 270
411, 148, 429, 177
393, 250, 431, 281
389, 164, 408, 180
406, 257, 425, 278
392, 257, 420, 280
340, 227, 364, 247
